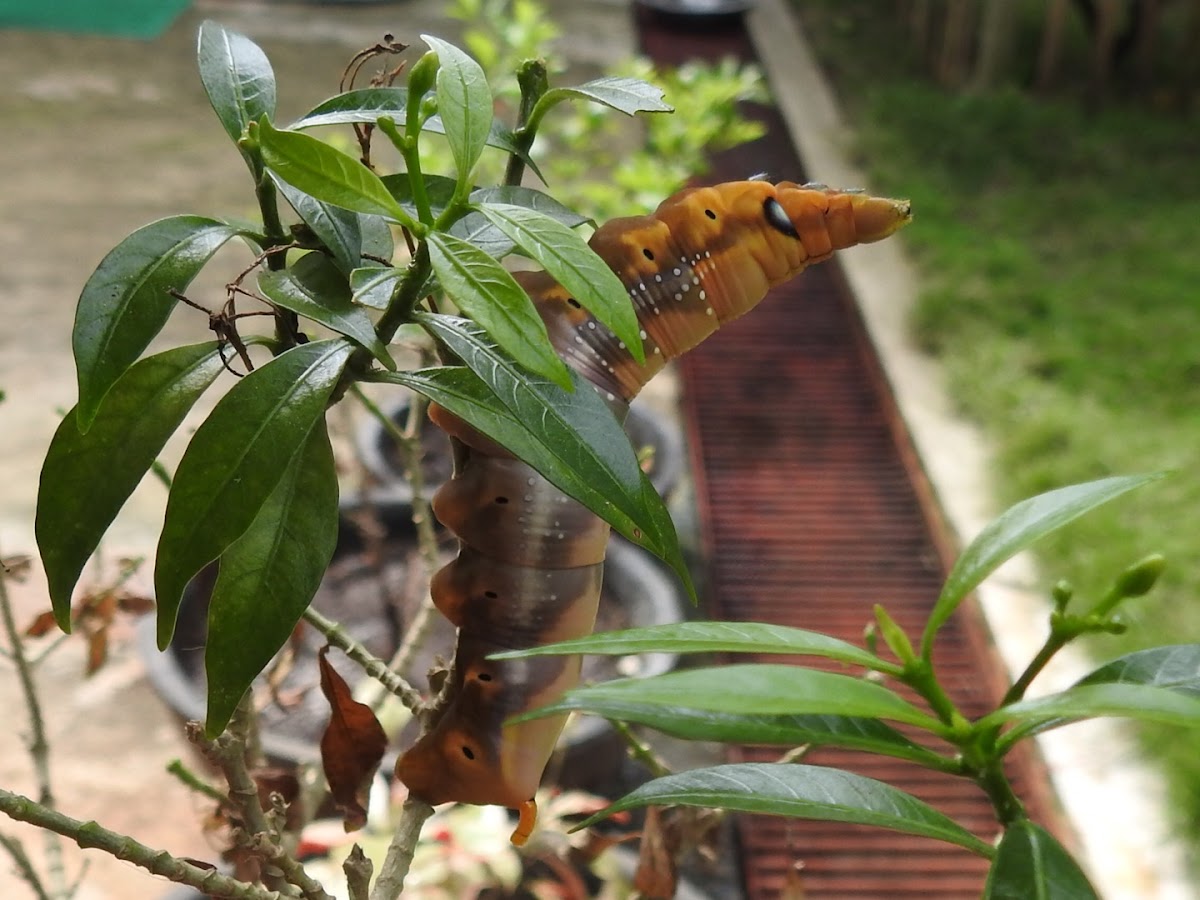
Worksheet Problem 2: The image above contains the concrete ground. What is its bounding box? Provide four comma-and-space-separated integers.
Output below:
0, 0, 1193, 897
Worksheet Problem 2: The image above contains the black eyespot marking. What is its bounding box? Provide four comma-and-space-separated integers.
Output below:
477, 672, 493, 682
566, 297, 581, 308
484, 590, 498, 599
494, 496, 509, 504
704, 209, 716, 220
461, 745, 476, 760
642, 248, 655, 261
763, 197, 800, 239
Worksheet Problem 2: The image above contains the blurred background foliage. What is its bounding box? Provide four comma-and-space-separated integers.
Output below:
792, 0, 1200, 864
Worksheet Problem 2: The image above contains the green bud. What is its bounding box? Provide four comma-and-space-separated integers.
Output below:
1051, 579, 1073, 612
1113, 553, 1166, 599
407, 50, 440, 100
873, 604, 916, 664
863, 621, 879, 656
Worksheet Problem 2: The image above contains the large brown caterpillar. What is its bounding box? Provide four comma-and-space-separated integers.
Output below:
396, 179, 911, 838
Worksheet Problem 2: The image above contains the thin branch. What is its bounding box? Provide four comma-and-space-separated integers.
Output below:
343, 845, 373, 900
0, 787, 291, 900
166, 759, 230, 806
367, 797, 435, 900
0, 541, 68, 899
300, 606, 422, 712
0, 832, 52, 900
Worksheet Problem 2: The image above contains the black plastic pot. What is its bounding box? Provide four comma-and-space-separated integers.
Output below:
138, 500, 688, 786
356, 392, 685, 504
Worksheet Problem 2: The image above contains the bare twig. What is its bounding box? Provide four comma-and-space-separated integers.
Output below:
0, 832, 52, 900
0, 787, 292, 900
300, 607, 422, 712
343, 845, 373, 900
166, 758, 230, 806
0, 541, 68, 899
367, 797, 434, 900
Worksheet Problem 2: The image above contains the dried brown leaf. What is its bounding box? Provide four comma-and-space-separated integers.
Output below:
23, 610, 59, 638
318, 645, 387, 832
633, 807, 678, 900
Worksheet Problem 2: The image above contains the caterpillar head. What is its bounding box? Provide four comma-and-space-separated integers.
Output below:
770, 180, 912, 249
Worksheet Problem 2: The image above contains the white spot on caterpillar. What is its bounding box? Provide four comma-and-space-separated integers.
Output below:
618, 341, 626, 349
682, 283, 690, 292
672, 267, 681, 276
699, 290, 707, 300
654, 274, 662, 283
527, 477, 537, 486
639, 329, 648, 339
693, 276, 700, 285
606, 391, 615, 401
706, 307, 715, 316
574, 335, 583, 343
524, 494, 533, 502
638, 282, 646, 292
587, 321, 596, 329
705, 250, 711, 258
674, 293, 682, 301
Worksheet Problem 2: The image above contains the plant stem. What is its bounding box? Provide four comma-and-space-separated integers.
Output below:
504, 59, 550, 187
0, 540, 68, 899
0, 787, 292, 900
367, 796, 434, 900
611, 720, 671, 778
166, 758, 230, 806
301, 606, 422, 711
0, 832, 51, 900
1002, 634, 1071, 707
974, 758, 1027, 827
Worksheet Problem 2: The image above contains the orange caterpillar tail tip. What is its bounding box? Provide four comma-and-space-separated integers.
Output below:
510, 798, 538, 846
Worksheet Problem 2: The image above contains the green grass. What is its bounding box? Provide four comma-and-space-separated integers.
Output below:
793, 0, 1200, 852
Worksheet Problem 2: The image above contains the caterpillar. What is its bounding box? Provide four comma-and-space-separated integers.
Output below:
395, 179, 911, 841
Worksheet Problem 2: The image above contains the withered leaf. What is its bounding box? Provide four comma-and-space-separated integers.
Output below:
318, 645, 387, 832
634, 806, 678, 900
24, 610, 60, 637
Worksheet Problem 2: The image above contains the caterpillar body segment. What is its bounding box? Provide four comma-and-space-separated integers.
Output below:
395, 179, 911, 826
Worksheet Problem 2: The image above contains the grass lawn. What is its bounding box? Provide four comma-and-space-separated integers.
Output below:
792, 0, 1200, 853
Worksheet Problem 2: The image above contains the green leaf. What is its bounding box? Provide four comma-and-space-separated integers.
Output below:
421, 35, 492, 183
372, 363, 691, 594
256, 118, 410, 224
425, 232, 571, 387
575, 763, 993, 858
257, 253, 395, 369
512, 697, 948, 768
1076, 644, 1200, 696
921, 474, 1165, 658
349, 266, 401, 311
469, 186, 589, 227
412, 312, 684, 572
275, 177, 393, 273
204, 421, 339, 734
987, 683, 1200, 754
492, 621, 891, 672
381, 173, 460, 222
73, 215, 242, 429
540, 76, 672, 116
197, 20, 276, 145
476, 202, 643, 362
290, 87, 409, 129
154, 339, 353, 648
36, 343, 228, 631
513, 664, 941, 730
983, 821, 1099, 899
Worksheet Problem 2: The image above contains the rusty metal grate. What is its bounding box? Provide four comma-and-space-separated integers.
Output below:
634, 6, 1067, 898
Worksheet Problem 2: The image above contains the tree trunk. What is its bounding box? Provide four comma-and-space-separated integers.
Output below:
972, 0, 1018, 90
937, 0, 974, 88
1036, 0, 1072, 90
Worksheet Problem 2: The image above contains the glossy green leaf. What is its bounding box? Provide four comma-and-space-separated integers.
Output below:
987, 683, 1200, 755
421, 35, 492, 182
983, 821, 1099, 899
154, 339, 353, 648
412, 312, 686, 577
290, 87, 409, 129
575, 763, 993, 858
476, 202, 643, 361
921, 474, 1165, 658
514, 664, 941, 730
539, 76, 672, 117
275, 177, 393, 273
1077, 644, 1200, 696
257, 253, 394, 369
349, 266, 401, 311
203, 421, 339, 735
425, 232, 571, 387
516, 697, 948, 768
381, 173, 459, 223
493, 621, 890, 671
197, 20, 276, 145
73, 215, 241, 429
36, 343, 228, 631
469, 186, 589, 226
372, 363, 690, 594
257, 118, 410, 224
